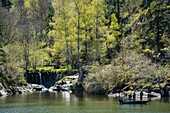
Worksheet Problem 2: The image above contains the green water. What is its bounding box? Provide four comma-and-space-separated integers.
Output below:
0, 92, 170, 113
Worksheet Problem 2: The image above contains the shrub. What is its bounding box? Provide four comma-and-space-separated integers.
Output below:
84, 50, 170, 95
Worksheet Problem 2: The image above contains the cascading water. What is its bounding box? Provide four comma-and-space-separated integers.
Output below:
39, 72, 42, 86
39, 72, 49, 92
25, 71, 61, 88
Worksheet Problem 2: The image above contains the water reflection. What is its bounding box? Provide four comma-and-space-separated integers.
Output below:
159, 97, 170, 103
62, 92, 71, 105
0, 92, 170, 113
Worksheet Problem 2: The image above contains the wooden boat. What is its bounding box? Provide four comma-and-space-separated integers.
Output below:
119, 98, 150, 104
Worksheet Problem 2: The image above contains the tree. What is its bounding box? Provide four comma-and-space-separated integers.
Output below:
25, 0, 52, 42
73, 0, 82, 78
49, 0, 78, 70
49, 0, 121, 66
104, 14, 120, 61
0, 0, 28, 86
91, 0, 120, 64
0, 3, 16, 47
137, 0, 170, 63
0, 0, 12, 10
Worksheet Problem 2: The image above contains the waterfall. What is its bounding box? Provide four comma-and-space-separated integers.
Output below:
39, 72, 42, 86
25, 71, 60, 88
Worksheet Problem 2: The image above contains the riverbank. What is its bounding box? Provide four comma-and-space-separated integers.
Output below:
0, 83, 51, 97
1, 83, 170, 100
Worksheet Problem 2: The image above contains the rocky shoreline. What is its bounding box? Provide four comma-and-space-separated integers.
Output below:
0, 84, 34, 97
0, 83, 53, 97
1, 83, 170, 99
1, 77, 170, 98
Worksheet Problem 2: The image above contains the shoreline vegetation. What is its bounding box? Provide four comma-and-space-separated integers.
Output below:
1, 51, 170, 98
0, 0, 170, 99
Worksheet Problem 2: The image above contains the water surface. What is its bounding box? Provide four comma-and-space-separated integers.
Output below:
0, 92, 170, 113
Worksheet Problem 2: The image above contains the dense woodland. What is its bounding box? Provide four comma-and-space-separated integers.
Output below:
0, 0, 170, 94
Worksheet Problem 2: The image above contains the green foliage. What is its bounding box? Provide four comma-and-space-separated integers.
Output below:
48, 0, 120, 66
0, 0, 169, 90
0, 18, 3, 46
45, 6, 55, 33
27, 65, 68, 73
16, 74, 27, 85
133, 0, 170, 63
28, 66, 54, 71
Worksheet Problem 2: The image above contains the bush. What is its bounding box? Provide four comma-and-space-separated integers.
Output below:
84, 50, 170, 95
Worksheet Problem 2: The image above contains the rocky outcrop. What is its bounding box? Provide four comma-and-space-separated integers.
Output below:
0, 83, 47, 97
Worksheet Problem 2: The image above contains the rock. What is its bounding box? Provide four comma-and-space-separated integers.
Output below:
0, 89, 7, 97
10, 87, 17, 94
108, 92, 125, 97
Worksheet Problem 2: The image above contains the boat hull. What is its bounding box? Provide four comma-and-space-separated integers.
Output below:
122, 100, 149, 104
119, 98, 150, 104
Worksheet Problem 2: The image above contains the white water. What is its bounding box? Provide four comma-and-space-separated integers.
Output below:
39, 72, 42, 86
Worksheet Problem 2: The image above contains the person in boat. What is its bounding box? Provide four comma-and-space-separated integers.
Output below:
133, 91, 136, 100
127, 90, 132, 100
119, 98, 122, 104
140, 90, 143, 100
119, 97, 149, 104
119, 98, 125, 104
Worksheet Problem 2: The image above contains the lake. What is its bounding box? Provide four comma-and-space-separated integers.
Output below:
0, 92, 170, 113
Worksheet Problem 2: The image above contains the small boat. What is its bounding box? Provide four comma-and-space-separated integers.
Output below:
119, 98, 150, 104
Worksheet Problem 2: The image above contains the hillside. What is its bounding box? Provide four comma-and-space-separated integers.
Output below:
0, 0, 169, 95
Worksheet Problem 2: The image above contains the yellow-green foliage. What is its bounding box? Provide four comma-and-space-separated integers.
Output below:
1, 0, 169, 88
48, 0, 120, 65
24, 0, 38, 9
28, 66, 67, 73
28, 66, 53, 71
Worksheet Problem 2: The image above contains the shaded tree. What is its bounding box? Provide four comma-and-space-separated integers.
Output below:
137, 0, 170, 63
0, 0, 12, 10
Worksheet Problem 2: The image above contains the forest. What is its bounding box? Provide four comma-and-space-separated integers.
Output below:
0, 0, 170, 95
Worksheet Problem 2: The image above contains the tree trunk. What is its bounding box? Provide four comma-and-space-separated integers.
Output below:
77, 10, 81, 77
